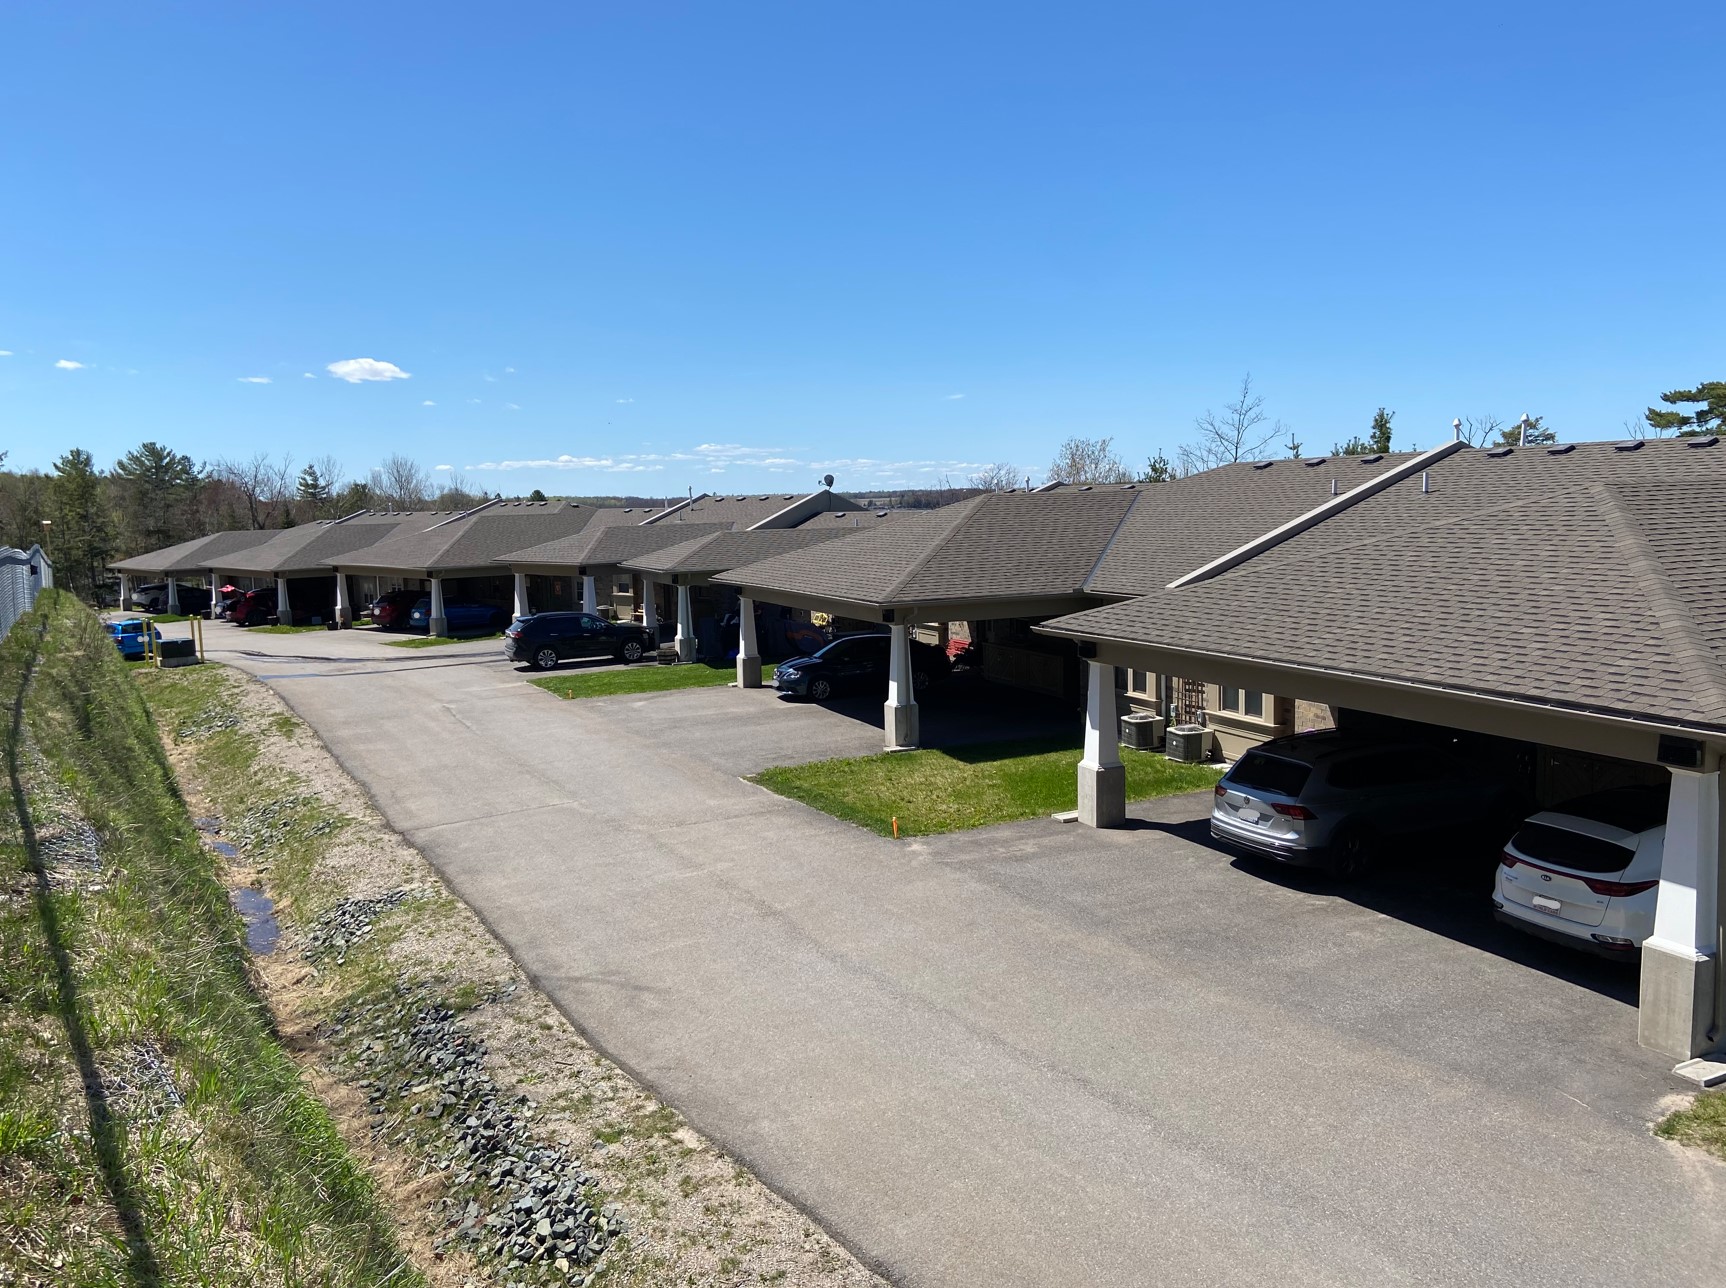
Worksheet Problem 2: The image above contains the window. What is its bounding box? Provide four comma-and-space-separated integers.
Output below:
1127, 669, 1154, 697
1219, 687, 1267, 719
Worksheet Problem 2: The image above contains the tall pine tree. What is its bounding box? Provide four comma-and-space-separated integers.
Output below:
112, 441, 201, 552
1646, 382, 1725, 438
52, 448, 116, 604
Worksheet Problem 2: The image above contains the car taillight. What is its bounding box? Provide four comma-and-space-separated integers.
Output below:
1580, 877, 1658, 898
1214, 784, 1227, 797
1271, 803, 1316, 820
1499, 851, 1520, 869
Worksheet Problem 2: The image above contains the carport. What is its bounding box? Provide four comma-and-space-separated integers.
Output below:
1040, 434, 1726, 1061
110, 528, 282, 613
204, 510, 440, 626
624, 526, 872, 672
715, 489, 1145, 750
325, 499, 605, 635
496, 519, 734, 641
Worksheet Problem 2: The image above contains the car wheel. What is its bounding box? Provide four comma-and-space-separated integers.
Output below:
1329, 827, 1375, 880
913, 668, 933, 692
809, 677, 833, 701
533, 647, 560, 671
618, 639, 644, 663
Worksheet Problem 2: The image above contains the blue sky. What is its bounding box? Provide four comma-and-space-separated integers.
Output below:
3, 1, 1721, 494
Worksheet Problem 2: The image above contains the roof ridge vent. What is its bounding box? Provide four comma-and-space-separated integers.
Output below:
1251, 461, 1273, 470
1359, 454, 1385, 464
1547, 444, 1576, 456
1486, 446, 1514, 458
1613, 440, 1645, 452
1685, 436, 1718, 449
1303, 457, 1329, 467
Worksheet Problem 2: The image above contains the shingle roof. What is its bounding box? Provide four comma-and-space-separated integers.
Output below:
1045, 437, 1726, 733
111, 528, 284, 576
325, 500, 604, 573
497, 521, 734, 569
792, 507, 902, 529
715, 489, 1142, 608
209, 512, 442, 576
625, 526, 861, 578
647, 490, 863, 529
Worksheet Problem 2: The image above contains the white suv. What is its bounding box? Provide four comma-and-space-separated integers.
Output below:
1492, 784, 1667, 958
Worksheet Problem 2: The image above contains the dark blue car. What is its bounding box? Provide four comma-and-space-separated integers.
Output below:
107, 618, 161, 660
407, 597, 509, 634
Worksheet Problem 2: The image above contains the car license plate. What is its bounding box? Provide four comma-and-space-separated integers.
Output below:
1236, 808, 1261, 824
1531, 895, 1562, 914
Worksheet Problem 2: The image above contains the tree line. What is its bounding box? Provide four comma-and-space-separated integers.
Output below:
0, 445, 498, 603
971, 376, 1723, 488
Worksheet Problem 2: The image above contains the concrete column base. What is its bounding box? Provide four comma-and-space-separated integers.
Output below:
1639, 941, 1718, 1060
737, 656, 762, 688
675, 636, 696, 664
429, 616, 448, 638
885, 700, 920, 751
1077, 762, 1127, 828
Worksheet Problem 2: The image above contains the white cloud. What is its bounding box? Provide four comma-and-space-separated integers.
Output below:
0, 350, 12, 357
237, 375, 272, 384
467, 398, 482, 404
504, 366, 515, 373
54, 358, 86, 370
434, 464, 453, 471
421, 400, 436, 406
483, 374, 498, 382
504, 402, 520, 410
302, 372, 317, 379
943, 393, 965, 400
460, 441, 986, 486
326, 357, 411, 383
615, 397, 635, 404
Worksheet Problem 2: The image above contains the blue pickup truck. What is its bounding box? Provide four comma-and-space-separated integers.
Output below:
107, 618, 161, 661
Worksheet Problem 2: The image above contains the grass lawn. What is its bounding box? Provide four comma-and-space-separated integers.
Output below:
249, 623, 331, 634
385, 632, 504, 648
532, 660, 733, 699
1656, 1092, 1726, 1161
145, 612, 195, 623
749, 735, 1223, 837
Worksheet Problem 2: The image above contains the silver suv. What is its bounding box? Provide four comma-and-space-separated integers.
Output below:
1210, 730, 1515, 877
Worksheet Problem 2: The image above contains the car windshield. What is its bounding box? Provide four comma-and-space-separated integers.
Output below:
1511, 822, 1636, 874
818, 635, 885, 659
1227, 751, 1311, 798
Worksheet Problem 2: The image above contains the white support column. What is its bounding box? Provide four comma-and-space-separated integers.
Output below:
275, 576, 292, 626
641, 577, 659, 634
165, 577, 180, 614
334, 571, 352, 627
1077, 660, 1126, 827
736, 595, 761, 688
208, 571, 220, 620
118, 573, 131, 611
1639, 768, 1722, 1059
674, 583, 696, 663
582, 574, 598, 615
429, 577, 447, 637
512, 572, 530, 620
883, 622, 919, 751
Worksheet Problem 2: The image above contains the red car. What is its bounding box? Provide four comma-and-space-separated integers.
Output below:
229, 587, 278, 626
370, 589, 422, 630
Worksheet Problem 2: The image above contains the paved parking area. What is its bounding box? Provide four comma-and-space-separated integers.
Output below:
197, 622, 1726, 1288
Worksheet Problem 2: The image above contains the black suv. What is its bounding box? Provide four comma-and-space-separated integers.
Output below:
504, 612, 656, 670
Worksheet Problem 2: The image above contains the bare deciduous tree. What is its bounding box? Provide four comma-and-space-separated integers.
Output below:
214, 452, 295, 528
1046, 436, 1130, 485
1178, 374, 1282, 474
968, 462, 1026, 491
1455, 414, 1504, 447
369, 454, 434, 510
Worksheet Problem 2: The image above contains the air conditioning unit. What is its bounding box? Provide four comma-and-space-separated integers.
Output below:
1165, 723, 1213, 763
1119, 712, 1165, 750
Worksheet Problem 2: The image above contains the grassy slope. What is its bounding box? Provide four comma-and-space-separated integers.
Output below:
750, 736, 1223, 837
0, 591, 414, 1287
531, 661, 733, 699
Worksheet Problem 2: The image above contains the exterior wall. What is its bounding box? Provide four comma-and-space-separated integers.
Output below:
1294, 699, 1336, 733
1204, 688, 1294, 761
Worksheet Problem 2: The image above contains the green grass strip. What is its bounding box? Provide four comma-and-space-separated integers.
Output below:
750, 735, 1222, 836
1656, 1091, 1726, 1160
385, 632, 504, 649
531, 660, 734, 699
246, 623, 330, 634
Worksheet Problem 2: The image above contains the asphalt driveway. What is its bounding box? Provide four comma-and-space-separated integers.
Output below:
199, 623, 1726, 1288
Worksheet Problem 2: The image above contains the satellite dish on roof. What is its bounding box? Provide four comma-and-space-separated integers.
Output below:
821, 474, 835, 489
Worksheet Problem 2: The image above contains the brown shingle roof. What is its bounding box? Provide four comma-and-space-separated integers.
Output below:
1046, 437, 1726, 733
497, 521, 733, 569
625, 527, 861, 578
714, 490, 1141, 608
111, 528, 284, 576
210, 512, 441, 576
646, 490, 863, 529
326, 500, 602, 573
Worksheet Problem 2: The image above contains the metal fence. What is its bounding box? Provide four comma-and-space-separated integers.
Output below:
0, 545, 53, 642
